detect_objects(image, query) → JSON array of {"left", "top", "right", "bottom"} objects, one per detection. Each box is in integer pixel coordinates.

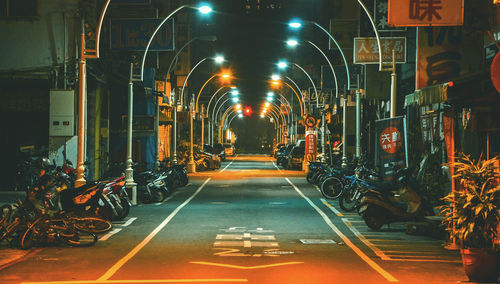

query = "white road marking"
[
  {"left": 220, "top": 155, "right": 238, "bottom": 172},
  {"left": 97, "top": 178, "right": 211, "bottom": 281},
  {"left": 341, "top": 218, "right": 391, "bottom": 260},
  {"left": 120, "top": 217, "right": 137, "bottom": 227},
  {"left": 99, "top": 228, "right": 122, "bottom": 241},
  {"left": 286, "top": 178, "right": 399, "bottom": 282}
]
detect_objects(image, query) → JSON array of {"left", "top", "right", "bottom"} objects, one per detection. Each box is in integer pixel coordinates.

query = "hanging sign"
[
  {"left": 353, "top": 37, "right": 406, "bottom": 64},
  {"left": 305, "top": 129, "right": 317, "bottom": 163},
  {"left": 374, "top": 116, "right": 408, "bottom": 180},
  {"left": 388, "top": 0, "right": 464, "bottom": 27}
]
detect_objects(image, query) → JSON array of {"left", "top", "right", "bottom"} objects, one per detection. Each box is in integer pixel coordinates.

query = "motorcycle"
[{"left": 357, "top": 168, "right": 435, "bottom": 230}]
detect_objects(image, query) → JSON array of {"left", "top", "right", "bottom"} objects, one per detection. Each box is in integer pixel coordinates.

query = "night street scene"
[{"left": 0, "top": 0, "right": 500, "bottom": 283}]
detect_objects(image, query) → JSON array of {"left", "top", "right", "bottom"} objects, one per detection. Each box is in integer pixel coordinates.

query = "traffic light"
[{"left": 243, "top": 106, "right": 253, "bottom": 117}]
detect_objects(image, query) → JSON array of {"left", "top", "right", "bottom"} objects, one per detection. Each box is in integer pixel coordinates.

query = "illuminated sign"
[
  {"left": 110, "top": 18, "right": 174, "bottom": 51},
  {"left": 388, "top": 0, "right": 464, "bottom": 27}
]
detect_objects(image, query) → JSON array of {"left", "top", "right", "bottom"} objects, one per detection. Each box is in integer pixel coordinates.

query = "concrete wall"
[{"left": 0, "top": 0, "right": 79, "bottom": 72}]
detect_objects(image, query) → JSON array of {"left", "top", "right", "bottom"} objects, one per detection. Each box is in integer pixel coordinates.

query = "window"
[{"left": 0, "top": 0, "right": 37, "bottom": 17}]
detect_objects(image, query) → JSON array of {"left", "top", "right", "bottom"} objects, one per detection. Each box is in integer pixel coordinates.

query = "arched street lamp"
[
  {"left": 276, "top": 62, "right": 318, "bottom": 113},
  {"left": 75, "top": 0, "right": 111, "bottom": 188},
  {"left": 207, "top": 88, "right": 238, "bottom": 144}
]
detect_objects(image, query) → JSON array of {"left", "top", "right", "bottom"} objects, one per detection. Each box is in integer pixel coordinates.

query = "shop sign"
[
  {"left": 110, "top": 18, "right": 174, "bottom": 51},
  {"left": 388, "top": 0, "right": 464, "bottom": 27},
  {"left": 353, "top": 37, "right": 406, "bottom": 64},
  {"left": 305, "top": 129, "right": 317, "bottom": 163},
  {"left": 374, "top": 116, "right": 408, "bottom": 180}
]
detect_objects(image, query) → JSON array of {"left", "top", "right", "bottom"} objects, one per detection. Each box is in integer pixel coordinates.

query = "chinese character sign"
[
  {"left": 375, "top": 117, "right": 408, "bottom": 180},
  {"left": 375, "top": 0, "right": 406, "bottom": 32},
  {"left": 388, "top": 0, "right": 464, "bottom": 27},
  {"left": 354, "top": 37, "right": 406, "bottom": 64},
  {"left": 304, "top": 129, "right": 317, "bottom": 163}
]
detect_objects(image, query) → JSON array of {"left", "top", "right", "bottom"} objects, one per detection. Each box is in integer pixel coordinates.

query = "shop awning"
[{"left": 404, "top": 83, "right": 448, "bottom": 108}]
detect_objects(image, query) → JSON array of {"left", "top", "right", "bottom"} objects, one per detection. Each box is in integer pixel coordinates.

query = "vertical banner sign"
[
  {"left": 374, "top": 116, "right": 408, "bottom": 180},
  {"left": 374, "top": 0, "right": 406, "bottom": 32},
  {"left": 388, "top": 0, "right": 464, "bottom": 27},
  {"left": 305, "top": 129, "right": 317, "bottom": 163}
]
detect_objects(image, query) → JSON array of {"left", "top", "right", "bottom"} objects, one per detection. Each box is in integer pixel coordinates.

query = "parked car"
[
  {"left": 204, "top": 144, "right": 225, "bottom": 161},
  {"left": 273, "top": 143, "right": 285, "bottom": 158},
  {"left": 223, "top": 143, "right": 235, "bottom": 156},
  {"left": 276, "top": 144, "right": 294, "bottom": 167},
  {"left": 284, "top": 146, "right": 305, "bottom": 170}
]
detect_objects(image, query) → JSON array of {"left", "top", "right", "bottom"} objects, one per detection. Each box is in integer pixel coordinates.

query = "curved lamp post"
[
  {"left": 277, "top": 62, "right": 318, "bottom": 113},
  {"left": 75, "top": 0, "right": 111, "bottom": 188},
  {"left": 177, "top": 56, "right": 224, "bottom": 172},
  {"left": 205, "top": 86, "right": 234, "bottom": 144},
  {"left": 207, "top": 88, "right": 237, "bottom": 144}
]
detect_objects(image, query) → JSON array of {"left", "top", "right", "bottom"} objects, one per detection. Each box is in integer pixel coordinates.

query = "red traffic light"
[{"left": 243, "top": 106, "right": 253, "bottom": 117}]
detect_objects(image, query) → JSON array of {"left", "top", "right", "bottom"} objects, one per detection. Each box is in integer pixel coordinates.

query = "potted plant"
[{"left": 440, "top": 154, "right": 500, "bottom": 283}]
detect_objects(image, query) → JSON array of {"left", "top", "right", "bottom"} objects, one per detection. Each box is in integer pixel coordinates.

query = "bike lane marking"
[
  {"left": 285, "top": 178, "right": 399, "bottom": 282},
  {"left": 97, "top": 178, "right": 211, "bottom": 281}
]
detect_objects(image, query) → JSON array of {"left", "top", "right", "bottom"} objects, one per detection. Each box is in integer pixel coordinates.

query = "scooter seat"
[{"left": 363, "top": 179, "right": 398, "bottom": 193}]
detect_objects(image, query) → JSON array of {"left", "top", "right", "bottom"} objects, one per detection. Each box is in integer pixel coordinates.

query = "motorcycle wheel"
[
  {"left": 180, "top": 174, "right": 189, "bottom": 187},
  {"left": 151, "top": 188, "right": 165, "bottom": 202},
  {"left": 339, "top": 187, "right": 361, "bottom": 212},
  {"left": 320, "top": 177, "right": 344, "bottom": 200},
  {"left": 138, "top": 185, "right": 153, "bottom": 204},
  {"left": 118, "top": 197, "right": 130, "bottom": 219},
  {"left": 72, "top": 216, "right": 112, "bottom": 234},
  {"left": 361, "top": 205, "right": 385, "bottom": 230}
]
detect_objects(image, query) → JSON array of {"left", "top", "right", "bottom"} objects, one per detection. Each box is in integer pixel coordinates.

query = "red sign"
[
  {"left": 491, "top": 52, "right": 500, "bottom": 93},
  {"left": 388, "top": 0, "right": 464, "bottom": 27},
  {"left": 379, "top": 126, "right": 403, "bottom": 154},
  {"left": 304, "top": 129, "right": 317, "bottom": 163}
]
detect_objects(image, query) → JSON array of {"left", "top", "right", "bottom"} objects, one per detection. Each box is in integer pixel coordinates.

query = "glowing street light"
[
  {"left": 277, "top": 61, "right": 288, "bottom": 69},
  {"left": 198, "top": 5, "right": 213, "bottom": 14},
  {"left": 267, "top": 92, "right": 274, "bottom": 97},
  {"left": 232, "top": 97, "right": 239, "bottom": 103},
  {"left": 289, "top": 19, "right": 302, "bottom": 29},
  {"left": 231, "top": 90, "right": 239, "bottom": 96},
  {"left": 286, "top": 39, "right": 298, "bottom": 47},
  {"left": 266, "top": 96, "right": 273, "bottom": 102},
  {"left": 271, "top": 74, "right": 281, "bottom": 81},
  {"left": 214, "top": 55, "right": 225, "bottom": 64}
]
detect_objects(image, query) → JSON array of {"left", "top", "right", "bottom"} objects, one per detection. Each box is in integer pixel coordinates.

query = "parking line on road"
[
  {"left": 120, "top": 217, "right": 137, "bottom": 227},
  {"left": 286, "top": 178, "right": 398, "bottom": 282},
  {"left": 99, "top": 228, "right": 122, "bottom": 241},
  {"left": 320, "top": 198, "right": 344, "bottom": 217},
  {"left": 220, "top": 155, "right": 238, "bottom": 172},
  {"left": 341, "top": 218, "right": 391, "bottom": 260},
  {"left": 97, "top": 178, "right": 212, "bottom": 282}
]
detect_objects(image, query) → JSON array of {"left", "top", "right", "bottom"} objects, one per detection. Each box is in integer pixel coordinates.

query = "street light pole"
[
  {"left": 75, "top": 0, "right": 111, "bottom": 187},
  {"left": 125, "top": 63, "right": 137, "bottom": 205}
]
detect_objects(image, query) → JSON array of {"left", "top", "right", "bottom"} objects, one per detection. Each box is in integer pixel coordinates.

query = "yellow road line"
[
  {"left": 190, "top": 261, "right": 304, "bottom": 270},
  {"left": 23, "top": 279, "right": 248, "bottom": 284},
  {"left": 97, "top": 178, "right": 211, "bottom": 281},
  {"left": 286, "top": 178, "right": 398, "bottom": 282}
]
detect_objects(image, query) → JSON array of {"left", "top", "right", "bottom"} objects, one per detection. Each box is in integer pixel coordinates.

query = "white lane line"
[
  {"left": 320, "top": 198, "right": 344, "bottom": 217},
  {"left": 120, "top": 217, "right": 137, "bottom": 227},
  {"left": 220, "top": 155, "right": 237, "bottom": 172},
  {"left": 286, "top": 178, "right": 398, "bottom": 283},
  {"left": 313, "top": 185, "right": 322, "bottom": 193},
  {"left": 341, "top": 218, "right": 391, "bottom": 260},
  {"left": 99, "top": 228, "right": 122, "bottom": 241},
  {"left": 97, "top": 178, "right": 211, "bottom": 281},
  {"left": 270, "top": 158, "right": 283, "bottom": 173}
]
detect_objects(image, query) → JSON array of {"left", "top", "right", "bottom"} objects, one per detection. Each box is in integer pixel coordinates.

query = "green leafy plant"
[{"left": 440, "top": 154, "right": 500, "bottom": 252}]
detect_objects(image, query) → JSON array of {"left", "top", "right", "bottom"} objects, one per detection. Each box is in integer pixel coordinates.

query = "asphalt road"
[{"left": 0, "top": 154, "right": 465, "bottom": 284}]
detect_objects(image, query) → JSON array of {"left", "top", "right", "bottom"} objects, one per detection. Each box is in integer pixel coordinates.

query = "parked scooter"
[{"left": 357, "top": 168, "right": 435, "bottom": 230}]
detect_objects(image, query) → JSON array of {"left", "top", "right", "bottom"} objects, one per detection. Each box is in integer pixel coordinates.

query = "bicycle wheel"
[
  {"left": 58, "top": 230, "right": 97, "bottom": 247},
  {"left": 320, "top": 177, "right": 344, "bottom": 200},
  {"left": 20, "top": 216, "right": 47, "bottom": 250},
  {"left": 72, "top": 217, "right": 112, "bottom": 234},
  {"left": 339, "top": 187, "right": 361, "bottom": 212}
]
